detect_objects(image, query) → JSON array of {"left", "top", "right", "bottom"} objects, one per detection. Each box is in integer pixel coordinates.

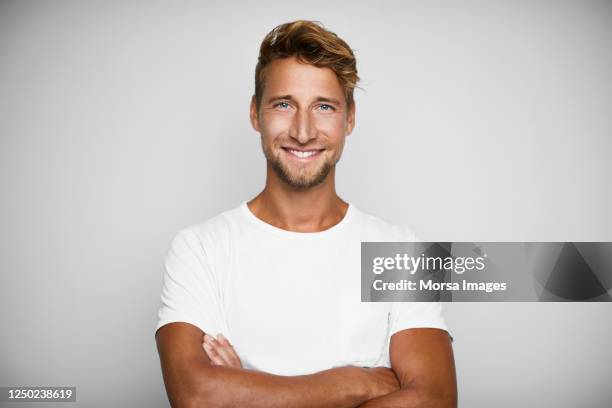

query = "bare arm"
[
  {"left": 357, "top": 328, "right": 457, "bottom": 408},
  {"left": 155, "top": 322, "right": 400, "bottom": 408}
]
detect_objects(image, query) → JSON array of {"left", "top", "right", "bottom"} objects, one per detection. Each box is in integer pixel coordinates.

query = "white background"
[{"left": 1, "top": 1, "right": 611, "bottom": 406}]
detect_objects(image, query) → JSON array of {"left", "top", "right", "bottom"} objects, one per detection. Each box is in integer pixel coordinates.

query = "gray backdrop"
[{"left": 1, "top": 1, "right": 611, "bottom": 407}]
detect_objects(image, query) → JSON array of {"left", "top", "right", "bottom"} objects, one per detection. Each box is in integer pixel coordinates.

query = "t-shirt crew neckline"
[{"left": 239, "top": 200, "right": 356, "bottom": 239}]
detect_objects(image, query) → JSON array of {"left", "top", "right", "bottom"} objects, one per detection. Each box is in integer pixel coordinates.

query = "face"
[{"left": 250, "top": 57, "right": 355, "bottom": 189}]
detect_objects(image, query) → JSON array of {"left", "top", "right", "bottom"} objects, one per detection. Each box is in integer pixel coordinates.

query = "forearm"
[
  {"left": 190, "top": 363, "right": 373, "bottom": 408},
  {"left": 357, "top": 386, "right": 456, "bottom": 408}
]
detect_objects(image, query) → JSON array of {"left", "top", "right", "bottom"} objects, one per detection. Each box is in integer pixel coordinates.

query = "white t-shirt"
[{"left": 155, "top": 201, "right": 451, "bottom": 376}]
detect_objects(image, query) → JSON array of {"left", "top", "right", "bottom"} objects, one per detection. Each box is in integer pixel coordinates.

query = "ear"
[
  {"left": 250, "top": 95, "right": 261, "bottom": 132},
  {"left": 345, "top": 101, "right": 356, "bottom": 136}
]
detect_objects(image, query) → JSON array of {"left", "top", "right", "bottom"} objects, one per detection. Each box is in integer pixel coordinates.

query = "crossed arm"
[{"left": 155, "top": 322, "right": 456, "bottom": 408}]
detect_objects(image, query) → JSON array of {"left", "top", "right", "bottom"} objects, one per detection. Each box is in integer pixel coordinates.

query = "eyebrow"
[{"left": 266, "top": 94, "right": 342, "bottom": 105}]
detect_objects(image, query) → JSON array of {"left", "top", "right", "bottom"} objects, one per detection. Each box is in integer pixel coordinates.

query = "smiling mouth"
[{"left": 282, "top": 147, "right": 325, "bottom": 159}]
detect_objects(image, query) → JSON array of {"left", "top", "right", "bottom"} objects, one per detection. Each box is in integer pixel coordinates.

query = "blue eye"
[
  {"left": 275, "top": 102, "right": 290, "bottom": 109},
  {"left": 319, "top": 104, "right": 335, "bottom": 111}
]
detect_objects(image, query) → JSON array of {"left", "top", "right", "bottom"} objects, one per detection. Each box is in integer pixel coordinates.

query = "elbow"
[
  {"left": 174, "top": 395, "right": 210, "bottom": 408},
  {"left": 171, "top": 388, "right": 216, "bottom": 408},
  {"left": 169, "top": 371, "right": 222, "bottom": 408},
  {"left": 401, "top": 384, "right": 457, "bottom": 408},
  {"left": 428, "top": 387, "right": 457, "bottom": 408},
  {"left": 438, "top": 392, "right": 457, "bottom": 408},
  {"left": 170, "top": 396, "right": 198, "bottom": 408},
  {"left": 415, "top": 390, "right": 457, "bottom": 408},
  {"left": 422, "top": 386, "right": 457, "bottom": 408},
  {"left": 167, "top": 390, "right": 203, "bottom": 408},
  {"left": 401, "top": 375, "right": 456, "bottom": 408}
]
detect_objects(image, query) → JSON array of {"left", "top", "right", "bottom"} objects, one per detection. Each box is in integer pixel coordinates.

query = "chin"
[{"left": 278, "top": 162, "right": 333, "bottom": 189}]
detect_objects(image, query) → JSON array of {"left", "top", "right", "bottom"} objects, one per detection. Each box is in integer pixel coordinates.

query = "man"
[{"left": 155, "top": 20, "right": 457, "bottom": 407}]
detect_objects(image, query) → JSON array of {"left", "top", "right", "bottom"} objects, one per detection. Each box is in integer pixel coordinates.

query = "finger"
[
  {"left": 216, "top": 335, "right": 242, "bottom": 368},
  {"left": 223, "top": 344, "right": 242, "bottom": 368},
  {"left": 204, "top": 333, "right": 236, "bottom": 365},
  {"left": 208, "top": 335, "right": 240, "bottom": 367},
  {"left": 202, "top": 341, "right": 226, "bottom": 365},
  {"left": 203, "top": 334, "right": 231, "bottom": 365},
  {"left": 205, "top": 334, "right": 238, "bottom": 367},
  {"left": 217, "top": 333, "right": 232, "bottom": 346}
]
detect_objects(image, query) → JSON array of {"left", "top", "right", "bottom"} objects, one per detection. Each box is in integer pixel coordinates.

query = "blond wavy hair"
[{"left": 254, "top": 20, "right": 360, "bottom": 110}]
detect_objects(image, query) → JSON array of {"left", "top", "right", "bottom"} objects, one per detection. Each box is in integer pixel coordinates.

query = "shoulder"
[
  {"left": 170, "top": 204, "right": 243, "bottom": 256},
  {"left": 352, "top": 206, "right": 420, "bottom": 242}
]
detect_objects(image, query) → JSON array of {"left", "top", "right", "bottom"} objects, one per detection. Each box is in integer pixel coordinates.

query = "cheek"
[
  {"left": 315, "top": 115, "right": 347, "bottom": 141},
  {"left": 261, "top": 113, "right": 292, "bottom": 137}
]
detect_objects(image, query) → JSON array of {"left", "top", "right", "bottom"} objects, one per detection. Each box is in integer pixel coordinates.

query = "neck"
[{"left": 247, "top": 165, "right": 349, "bottom": 233}]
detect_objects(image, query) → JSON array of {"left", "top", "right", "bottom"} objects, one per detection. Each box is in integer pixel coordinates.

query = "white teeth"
[{"left": 288, "top": 149, "right": 318, "bottom": 158}]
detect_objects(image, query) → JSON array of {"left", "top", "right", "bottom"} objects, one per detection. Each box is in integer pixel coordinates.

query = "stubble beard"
[{"left": 264, "top": 145, "right": 336, "bottom": 189}]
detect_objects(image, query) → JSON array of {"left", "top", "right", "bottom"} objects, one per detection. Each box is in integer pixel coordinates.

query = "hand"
[
  {"left": 202, "top": 333, "right": 243, "bottom": 368},
  {"left": 361, "top": 366, "right": 401, "bottom": 400}
]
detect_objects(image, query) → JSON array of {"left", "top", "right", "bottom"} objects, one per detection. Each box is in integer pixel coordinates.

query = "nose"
[{"left": 289, "top": 108, "right": 316, "bottom": 144}]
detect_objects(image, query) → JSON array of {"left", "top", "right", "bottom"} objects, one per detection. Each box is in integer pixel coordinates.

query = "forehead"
[{"left": 262, "top": 57, "right": 344, "bottom": 99}]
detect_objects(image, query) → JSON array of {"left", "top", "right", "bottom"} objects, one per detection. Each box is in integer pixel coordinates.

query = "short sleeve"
[
  {"left": 154, "top": 230, "right": 226, "bottom": 337},
  {"left": 388, "top": 228, "right": 453, "bottom": 342},
  {"left": 389, "top": 301, "right": 453, "bottom": 343}
]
